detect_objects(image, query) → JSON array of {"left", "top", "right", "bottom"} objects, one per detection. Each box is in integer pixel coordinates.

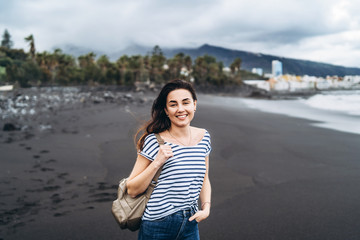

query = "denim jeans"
[{"left": 138, "top": 208, "right": 200, "bottom": 240}]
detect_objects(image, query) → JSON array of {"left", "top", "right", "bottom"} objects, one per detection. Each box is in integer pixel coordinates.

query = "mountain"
[
  {"left": 162, "top": 44, "right": 360, "bottom": 77},
  {"left": 53, "top": 44, "right": 106, "bottom": 58},
  {"left": 109, "top": 44, "right": 150, "bottom": 58},
  {"left": 55, "top": 44, "right": 151, "bottom": 61},
  {"left": 56, "top": 43, "right": 360, "bottom": 77}
]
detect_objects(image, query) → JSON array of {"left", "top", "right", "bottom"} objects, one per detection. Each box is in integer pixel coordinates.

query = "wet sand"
[{"left": 1, "top": 93, "right": 360, "bottom": 240}]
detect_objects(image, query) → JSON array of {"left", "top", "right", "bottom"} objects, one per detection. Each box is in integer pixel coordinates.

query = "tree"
[
  {"left": 229, "top": 57, "right": 242, "bottom": 84},
  {"left": 184, "top": 55, "right": 192, "bottom": 72},
  {"left": 128, "top": 55, "right": 144, "bottom": 83},
  {"left": 24, "top": 34, "right": 36, "bottom": 59},
  {"left": 166, "top": 53, "right": 190, "bottom": 80},
  {"left": 97, "top": 55, "right": 119, "bottom": 84},
  {"left": 152, "top": 45, "right": 163, "bottom": 56},
  {"left": 193, "top": 54, "right": 229, "bottom": 85},
  {"left": 150, "top": 45, "right": 166, "bottom": 83},
  {"left": 36, "top": 51, "right": 53, "bottom": 84},
  {"left": 78, "top": 52, "right": 100, "bottom": 84},
  {"left": 230, "top": 57, "right": 242, "bottom": 74},
  {"left": 0, "top": 47, "right": 27, "bottom": 61},
  {"left": 1, "top": 29, "right": 13, "bottom": 49}
]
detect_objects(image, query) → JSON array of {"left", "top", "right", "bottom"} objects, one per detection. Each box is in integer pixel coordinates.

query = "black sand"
[{"left": 1, "top": 94, "right": 360, "bottom": 240}]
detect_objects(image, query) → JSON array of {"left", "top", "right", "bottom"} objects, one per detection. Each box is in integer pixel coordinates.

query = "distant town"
[{"left": 239, "top": 60, "right": 360, "bottom": 92}]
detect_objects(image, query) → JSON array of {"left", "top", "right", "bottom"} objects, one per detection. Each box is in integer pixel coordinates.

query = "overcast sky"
[{"left": 1, "top": 0, "right": 359, "bottom": 67}]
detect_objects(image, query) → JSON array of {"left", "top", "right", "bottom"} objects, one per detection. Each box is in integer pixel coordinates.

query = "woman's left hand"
[{"left": 188, "top": 209, "right": 210, "bottom": 223}]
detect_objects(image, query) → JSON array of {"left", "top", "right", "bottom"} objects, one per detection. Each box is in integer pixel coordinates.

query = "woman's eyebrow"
[{"left": 168, "top": 98, "right": 191, "bottom": 103}]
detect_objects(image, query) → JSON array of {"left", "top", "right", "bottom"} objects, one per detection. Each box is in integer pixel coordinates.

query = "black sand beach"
[{"left": 1, "top": 91, "right": 360, "bottom": 240}]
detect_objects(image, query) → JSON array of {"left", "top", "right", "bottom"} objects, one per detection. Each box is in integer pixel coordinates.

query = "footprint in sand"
[
  {"left": 45, "top": 159, "right": 57, "bottom": 164},
  {"left": 4, "top": 137, "right": 13, "bottom": 143},
  {"left": 53, "top": 211, "right": 71, "bottom": 217},
  {"left": 31, "top": 179, "right": 43, "bottom": 183},
  {"left": 87, "top": 192, "right": 114, "bottom": 203},
  {"left": 57, "top": 173, "right": 69, "bottom": 179},
  {"left": 40, "top": 167, "right": 54, "bottom": 172},
  {"left": 46, "top": 179, "right": 55, "bottom": 184},
  {"left": 26, "top": 185, "right": 61, "bottom": 192},
  {"left": 93, "top": 182, "right": 118, "bottom": 191},
  {"left": 39, "top": 150, "right": 49, "bottom": 154},
  {"left": 42, "top": 186, "right": 61, "bottom": 192},
  {"left": 23, "top": 132, "right": 35, "bottom": 140},
  {"left": 32, "top": 163, "right": 41, "bottom": 169},
  {"left": 11, "top": 222, "right": 26, "bottom": 229},
  {"left": 78, "top": 206, "right": 95, "bottom": 212},
  {"left": 50, "top": 193, "right": 65, "bottom": 204}
]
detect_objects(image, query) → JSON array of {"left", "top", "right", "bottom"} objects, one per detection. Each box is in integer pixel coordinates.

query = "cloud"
[{"left": 1, "top": 0, "right": 360, "bottom": 67}]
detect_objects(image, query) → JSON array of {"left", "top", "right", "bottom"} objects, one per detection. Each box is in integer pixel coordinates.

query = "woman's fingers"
[
  {"left": 188, "top": 213, "right": 196, "bottom": 222},
  {"left": 189, "top": 212, "right": 201, "bottom": 222},
  {"left": 189, "top": 211, "right": 209, "bottom": 223},
  {"left": 160, "top": 145, "right": 173, "bottom": 158},
  {"left": 154, "top": 145, "right": 173, "bottom": 167}
]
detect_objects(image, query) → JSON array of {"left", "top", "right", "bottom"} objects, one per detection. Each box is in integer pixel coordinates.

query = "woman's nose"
[{"left": 178, "top": 104, "right": 185, "bottom": 111}]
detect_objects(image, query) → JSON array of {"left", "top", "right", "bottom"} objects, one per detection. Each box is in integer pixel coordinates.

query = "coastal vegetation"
[{"left": 0, "top": 30, "right": 261, "bottom": 88}]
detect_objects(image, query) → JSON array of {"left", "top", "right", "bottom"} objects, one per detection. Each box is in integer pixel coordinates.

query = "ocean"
[
  {"left": 241, "top": 90, "right": 360, "bottom": 136},
  {"left": 303, "top": 90, "right": 360, "bottom": 116}
]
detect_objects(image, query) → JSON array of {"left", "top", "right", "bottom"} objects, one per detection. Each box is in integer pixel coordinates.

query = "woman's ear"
[
  {"left": 164, "top": 108, "right": 168, "bottom": 116},
  {"left": 194, "top": 100, "right": 197, "bottom": 112}
]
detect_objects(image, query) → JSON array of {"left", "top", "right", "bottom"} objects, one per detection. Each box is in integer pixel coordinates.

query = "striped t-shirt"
[{"left": 140, "top": 130, "right": 211, "bottom": 221}]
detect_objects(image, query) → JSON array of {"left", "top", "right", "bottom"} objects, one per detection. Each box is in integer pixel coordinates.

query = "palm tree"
[
  {"left": 230, "top": 58, "right": 242, "bottom": 74},
  {"left": 24, "top": 34, "right": 36, "bottom": 59}
]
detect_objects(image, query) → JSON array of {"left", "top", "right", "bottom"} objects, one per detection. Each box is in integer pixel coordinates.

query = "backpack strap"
[
  {"left": 155, "top": 133, "right": 165, "bottom": 145},
  {"left": 153, "top": 133, "right": 165, "bottom": 182}
]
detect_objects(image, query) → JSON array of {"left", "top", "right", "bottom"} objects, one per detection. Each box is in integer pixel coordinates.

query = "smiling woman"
[
  {"left": 165, "top": 89, "right": 197, "bottom": 129},
  {"left": 126, "top": 79, "right": 212, "bottom": 240}
]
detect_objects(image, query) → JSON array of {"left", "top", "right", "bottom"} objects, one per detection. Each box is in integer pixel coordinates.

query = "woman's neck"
[
  {"left": 168, "top": 125, "right": 192, "bottom": 146},
  {"left": 168, "top": 125, "right": 191, "bottom": 137}
]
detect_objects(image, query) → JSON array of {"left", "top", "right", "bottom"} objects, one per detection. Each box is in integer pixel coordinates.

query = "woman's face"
[{"left": 164, "top": 89, "right": 197, "bottom": 128}]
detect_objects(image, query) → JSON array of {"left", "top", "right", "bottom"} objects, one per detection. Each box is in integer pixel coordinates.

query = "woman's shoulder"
[
  {"left": 191, "top": 127, "right": 209, "bottom": 135},
  {"left": 191, "top": 127, "right": 210, "bottom": 143},
  {"left": 143, "top": 133, "right": 157, "bottom": 143}
]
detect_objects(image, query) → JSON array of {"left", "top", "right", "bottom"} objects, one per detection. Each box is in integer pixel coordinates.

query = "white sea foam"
[
  {"left": 241, "top": 91, "right": 360, "bottom": 135},
  {"left": 303, "top": 90, "right": 360, "bottom": 116}
]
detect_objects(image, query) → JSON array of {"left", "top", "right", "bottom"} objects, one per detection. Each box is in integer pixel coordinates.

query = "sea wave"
[
  {"left": 303, "top": 90, "right": 360, "bottom": 116},
  {"left": 241, "top": 91, "right": 360, "bottom": 135}
]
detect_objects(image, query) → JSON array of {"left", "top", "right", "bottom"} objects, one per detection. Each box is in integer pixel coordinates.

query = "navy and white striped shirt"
[{"left": 140, "top": 130, "right": 211, "bottom": 221}]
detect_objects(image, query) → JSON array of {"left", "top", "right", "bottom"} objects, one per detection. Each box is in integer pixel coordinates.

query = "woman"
[{"left": 127, "top": 79, "right": 212, "bottom": 240}]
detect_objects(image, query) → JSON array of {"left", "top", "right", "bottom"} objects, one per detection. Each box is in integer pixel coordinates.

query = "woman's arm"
[
  {"left": 189, "top": 155, "right": 212, "bottom": 222},
  {"left": 126, "top": 144, "right": 173, "bottom": 198}
]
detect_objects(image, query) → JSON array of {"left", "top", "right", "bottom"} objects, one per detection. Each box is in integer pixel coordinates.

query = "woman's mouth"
[{"left": 176, "top": 114, "right": 187, "bottom": 120}]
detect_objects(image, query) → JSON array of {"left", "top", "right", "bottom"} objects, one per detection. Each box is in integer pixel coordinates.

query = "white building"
[
  {"left": 272, "top": 60, "right": 283, "bottom": 77},
  {"left": 251, "top": 68, "right": 263, "bottom": 76}
]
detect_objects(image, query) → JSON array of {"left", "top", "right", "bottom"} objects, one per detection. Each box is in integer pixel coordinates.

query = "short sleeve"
[
  {"left": 139, "top": 133, "right": 160, "bottom": 161},
  {"left": 204, "top": 131, "right": 212, "bottom": 156}
]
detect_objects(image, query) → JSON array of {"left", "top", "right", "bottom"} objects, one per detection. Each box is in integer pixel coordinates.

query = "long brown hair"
[{"left": 135, "top": 79, "right": 197, "bottom": 151}]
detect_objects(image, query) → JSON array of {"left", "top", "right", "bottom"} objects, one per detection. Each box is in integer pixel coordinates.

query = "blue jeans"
[{"left": 138, "top": 208, "right": 200, "bottom": 240}]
